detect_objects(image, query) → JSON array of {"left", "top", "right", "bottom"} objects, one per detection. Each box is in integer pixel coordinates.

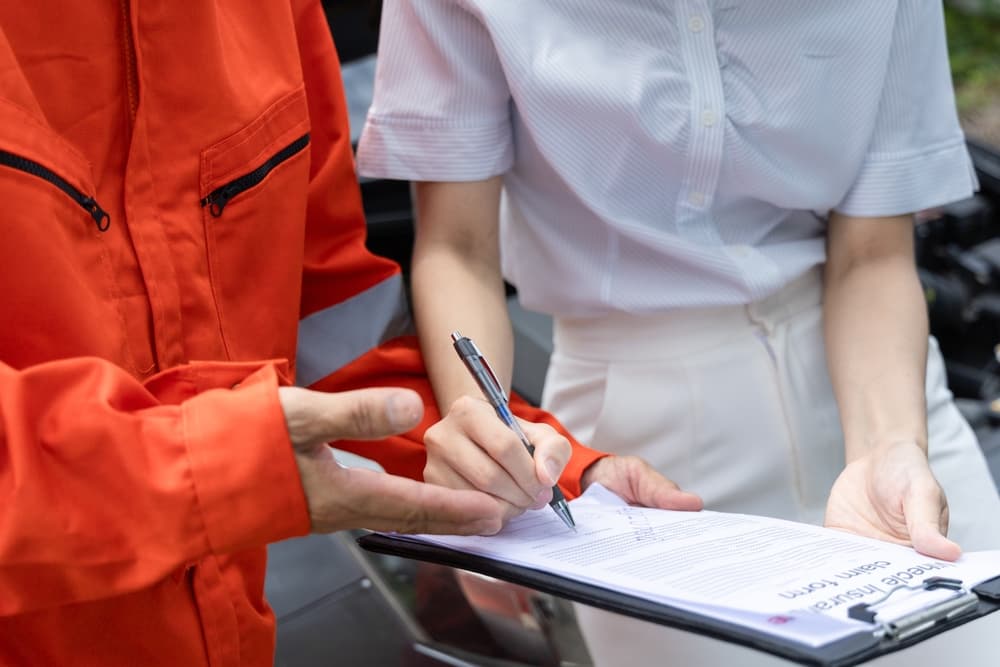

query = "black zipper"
[
  {"left": 0, "top": 149, "right": 110, "bottom": 231},
  {"left": 201, "top": 133, "right": 310, "bottom": 217}
]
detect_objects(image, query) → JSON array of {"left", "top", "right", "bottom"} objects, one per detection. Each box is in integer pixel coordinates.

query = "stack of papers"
[{"left": 384, "top": 484, "right": 1000, "bottom": 650}]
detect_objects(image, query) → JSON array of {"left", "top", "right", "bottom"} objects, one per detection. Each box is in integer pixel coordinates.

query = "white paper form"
[{"left": 391, "top": 485, "right": 1000, "bottom": 648}]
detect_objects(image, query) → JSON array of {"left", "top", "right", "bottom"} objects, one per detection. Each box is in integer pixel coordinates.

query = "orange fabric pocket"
[
  {"left": 199, "top": 86, "right": 311, "bottom": 363},
  {"left": 0, "top": 99, "right": 133, "bottom": 368}
]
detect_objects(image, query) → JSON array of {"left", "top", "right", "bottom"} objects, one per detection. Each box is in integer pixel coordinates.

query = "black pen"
[{"left": 451, "top": 331, "right": 576, "bottom": 531}]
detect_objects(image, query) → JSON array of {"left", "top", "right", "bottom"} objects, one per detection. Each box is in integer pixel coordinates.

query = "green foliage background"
[{"left": 946, "top": 4, "right": 1000, "bottom": 139}]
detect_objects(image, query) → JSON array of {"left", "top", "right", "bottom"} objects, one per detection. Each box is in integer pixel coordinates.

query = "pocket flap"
[
  {"left": 0, "top": 98, "right": 96, "bottom": 196},
  {"left": 200, "top": 85, "right": 310, "bottom": 196}
]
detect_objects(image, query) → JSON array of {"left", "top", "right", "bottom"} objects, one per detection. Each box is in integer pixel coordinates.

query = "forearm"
[
  {"left": 0, "top": 358, "right": 307, "bottom": 615},
  {"left": 411, "top": 179, "right": 512, "bottom": 412},
  {"left": 823, "top": 212, "right": 928, "bottom": 462},
  {"left": 411, "top": 243, "right": 512, "bottom": 408}
]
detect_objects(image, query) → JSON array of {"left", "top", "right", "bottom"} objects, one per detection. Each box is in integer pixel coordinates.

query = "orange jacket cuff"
[
  {"left": 182, "top": 365, "right": 311, "bottom": 554},
  {"left": 506, "top": 393, "right": 609, "bottom": 499},
  {"left": 558, "top": 443, "right": 608, "bottom": 499}
]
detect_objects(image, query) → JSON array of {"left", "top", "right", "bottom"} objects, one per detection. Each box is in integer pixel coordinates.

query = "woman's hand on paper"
[
  {"left": 824, "top": 439, "right": 960, "bottom": 561},
  {"left": 423, "top": 395, "right": 572, "bottom": 521},
  {"left": 581, "top": 456, "right": 703, "bottom": 511},
  {"left": 423, "top": 394, "right": 701, "bottom": 524}
]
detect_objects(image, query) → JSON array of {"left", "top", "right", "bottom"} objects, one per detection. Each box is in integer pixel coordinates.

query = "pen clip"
[
  {"left": 451, "top": 331, "right": 508, "bottom": 403},
  {"left": 475, "top": 349, "right": 507, "bottom": 402}
]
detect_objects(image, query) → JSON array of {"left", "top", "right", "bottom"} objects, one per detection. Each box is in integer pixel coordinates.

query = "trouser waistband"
[{"left": 553, "top": 268, "right": 822, "bottom": 362}]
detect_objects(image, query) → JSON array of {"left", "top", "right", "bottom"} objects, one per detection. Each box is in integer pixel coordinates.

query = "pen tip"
[
  {"left": 554, "top": 504, "right": 576, "bottom": 531},
  {"left": 450, "top": 331, "right": 462, "bottom": 342}
]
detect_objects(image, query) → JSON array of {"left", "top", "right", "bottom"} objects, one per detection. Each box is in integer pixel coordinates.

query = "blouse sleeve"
[
  {"left": 835, "top": 1, "right": 977, "bottom": 217},
  {"left": 356, "top": 0, "right": 513, "bottom": 182}
]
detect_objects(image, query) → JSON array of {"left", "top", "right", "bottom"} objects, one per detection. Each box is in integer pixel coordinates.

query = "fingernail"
[
  {"left": 476, "top": 518, "right": 502, "bottom": 536},
  {"left": 544, "top": 459, "right": 561, "bottom": 485},
  {"left": 386, "top": 393, "right": 421, "bottom": 431}
]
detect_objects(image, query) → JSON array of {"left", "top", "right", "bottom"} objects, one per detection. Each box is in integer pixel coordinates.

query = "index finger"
[
  {"left": 519, "top": 420, "right": 572, "bottom": 487},
  {"left": 449, "top": 397, "right": 543, "bottom": 498},
  {"left": 333, "top": 466, "right": 506, "bottom": 536}
]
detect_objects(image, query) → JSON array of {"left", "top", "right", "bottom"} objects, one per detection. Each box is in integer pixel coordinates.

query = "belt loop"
[
  {"left": 747, "top": 267, "right": 822, "bottom": 333},
  {"left": 745, "top": 300, "right": 774, "bottom": 336}
]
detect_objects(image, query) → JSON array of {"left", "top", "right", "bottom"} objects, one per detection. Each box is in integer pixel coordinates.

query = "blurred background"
[{"left": 946, "top": 0, "right": 1000, "bottom": 147}]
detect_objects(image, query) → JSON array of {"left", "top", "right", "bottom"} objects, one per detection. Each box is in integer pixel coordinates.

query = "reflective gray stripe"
[{"left": 295, "top": 273, "right": 413, "bottom": 387}]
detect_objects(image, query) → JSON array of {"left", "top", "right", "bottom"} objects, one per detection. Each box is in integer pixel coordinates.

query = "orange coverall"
[{"left": 0, "top": 2, "right": 604, "bottom": 665}]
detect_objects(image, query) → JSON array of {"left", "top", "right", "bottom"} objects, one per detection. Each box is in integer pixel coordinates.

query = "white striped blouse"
[{"left": 357, "top": 0, "right": 977, "bottom": 316}]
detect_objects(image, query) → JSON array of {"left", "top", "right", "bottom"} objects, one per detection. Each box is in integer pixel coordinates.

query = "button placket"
[{"left": 675, "top": 1, "right": 726, "bottom": 245}]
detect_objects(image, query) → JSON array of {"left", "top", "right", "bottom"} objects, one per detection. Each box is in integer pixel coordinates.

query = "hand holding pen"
[{"left": 451, "top": 331, "right": 577, "bottom": 531}]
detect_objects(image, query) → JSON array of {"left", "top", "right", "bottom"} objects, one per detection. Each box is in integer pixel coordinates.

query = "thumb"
[
  {"left": 280, "top": 386, "right": 424, "bottom": 448},
  {"left": 904, "top": 489, "right": 961, "bottom": 561}
]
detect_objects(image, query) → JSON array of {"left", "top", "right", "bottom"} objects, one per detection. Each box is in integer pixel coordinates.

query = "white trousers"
[{"left": 542, "top": 269, "right": 1000, "bottom": 666}]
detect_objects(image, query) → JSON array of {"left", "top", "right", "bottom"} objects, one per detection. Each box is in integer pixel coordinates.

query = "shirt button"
[
  {"left": 701, "top": 110, "right": 716, "bottom": 127},
  {"left": 688, "top": 15, "right": 705, "bottom": 32},
  {"left": 731, "top": 245, "right": 751, "bottom": 259},
  {"left": 688, "top": 191, "right": 705, "bottom": 207}
]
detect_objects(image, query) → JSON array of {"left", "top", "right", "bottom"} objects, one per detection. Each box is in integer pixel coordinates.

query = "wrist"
[
  {"left": 278, "top": 386, "right": 316, "bottom": 449},
  {"left": 580, "top": 459, "right": 601, "bottom": 490},
  {"left": 579, "top": 455, "right": 614, "bottom": 491},
  {"left": 846, "top": 437, "right": 927, "bottom": 465}
]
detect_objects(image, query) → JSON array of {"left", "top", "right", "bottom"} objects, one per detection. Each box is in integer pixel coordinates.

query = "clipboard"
[{"left": 358, "top": 533, "right": 1000, "bottom": 667}]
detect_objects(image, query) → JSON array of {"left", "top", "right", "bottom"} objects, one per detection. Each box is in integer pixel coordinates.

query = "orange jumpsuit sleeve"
[
  {"left": 293, "top": 0, "right": 400, "bottom": 318},
  {"left": 0, "top": 358, "right": 309, "bottom": 616}
]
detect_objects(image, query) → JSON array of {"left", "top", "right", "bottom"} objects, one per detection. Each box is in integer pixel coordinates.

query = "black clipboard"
[{"left": 358, "top": 533, "right": 1000, "bottom": 666}]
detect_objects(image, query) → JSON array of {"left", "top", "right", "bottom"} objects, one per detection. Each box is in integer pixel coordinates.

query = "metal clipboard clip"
[{"left": 847, "top": 576, "right": 979, "bottom": 641}]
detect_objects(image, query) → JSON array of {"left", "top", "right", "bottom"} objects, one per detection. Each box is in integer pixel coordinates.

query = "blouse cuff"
[
  {"left": 357, "top": 114, "right": 514, "bottom": 182},
  {"left": 835, "top": 138, "right": 979, "bottom": 217}
]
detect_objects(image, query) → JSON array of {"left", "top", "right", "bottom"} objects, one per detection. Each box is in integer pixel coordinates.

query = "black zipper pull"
[
  {"left": 0, "top": 149, "right": 111, "bottom": 232},
  {"left": 81, "top": 196, "right": 111, "bottom": 231},
  {"left": 201, "top": 184, "right": 241, "bottom": 218},
  {"left": 200, "top": 133, "right": 310, "bottom": 218}
]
